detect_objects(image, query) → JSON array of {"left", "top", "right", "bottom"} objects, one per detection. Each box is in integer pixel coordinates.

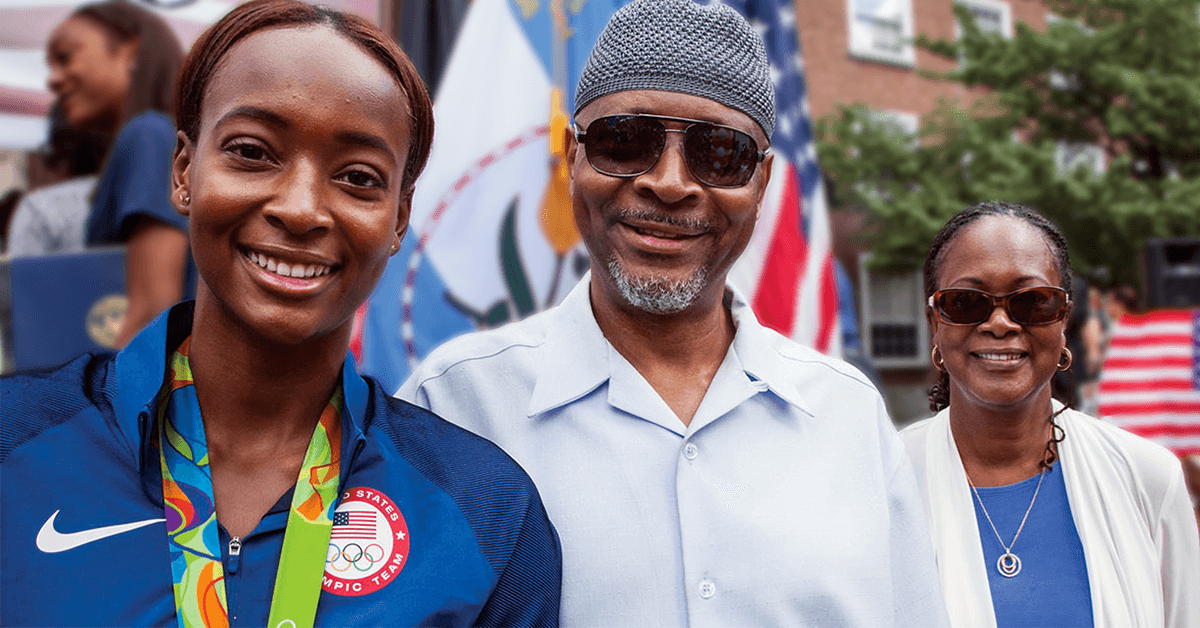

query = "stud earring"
[{"left": 180, "top": 192, "right": 190, "bottom": 206}]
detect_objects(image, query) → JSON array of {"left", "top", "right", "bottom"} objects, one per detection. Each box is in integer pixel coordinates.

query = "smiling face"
[
  {"left": 930, "top": 215, "right": 1069, "bottom": 412},
  {"left": 173, "top": 25, "right": 411, "bottom": 346},
  {"left": 46, "top": 15, "right": 136, "bottom": 133},
  {"left": 567, "top": 90, "right": 771, "bottom": 316}
]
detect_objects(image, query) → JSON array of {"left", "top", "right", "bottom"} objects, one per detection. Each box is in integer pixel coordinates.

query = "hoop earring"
[
  {"left": 932, "top": 345, "right": 945, "bottom": 371},
  {"left": 1057, "top": 348, "right": 1073, "bottom": 371}
]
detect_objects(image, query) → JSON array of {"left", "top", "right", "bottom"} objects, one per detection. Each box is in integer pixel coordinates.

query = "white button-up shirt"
[{"left": 398, "top": 278, "right": 947, "bottom": 628}]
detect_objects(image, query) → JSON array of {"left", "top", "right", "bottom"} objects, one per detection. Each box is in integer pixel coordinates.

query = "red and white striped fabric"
[
  {"left": 725, "top": 1, "right": 840, "bottom": 357},
  {"left": 1097, "top": 310, "right": 1200, "bottom": 457},
  {"left": 730, "top": 159, "right": 840, "bottom": 356}
]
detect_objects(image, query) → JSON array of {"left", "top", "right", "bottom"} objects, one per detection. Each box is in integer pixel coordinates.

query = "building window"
[
  {"left": 848, "top": 0, "right": 915, "bottom": 66},
  {"left": 872, "top": 110, "right": 920, "bottom": 136},
  {"left": 1047, "top": 14, "right": 1087, "bottom": 90},
  {"left": 1055, "top": 142, "right": 1106, "bottom": 176},
  {"left": 858, "top": 252, "right": 929, "bottom": 369},
  {"left": 957, "top": 0, "right": 1013, "bottom": 38}
]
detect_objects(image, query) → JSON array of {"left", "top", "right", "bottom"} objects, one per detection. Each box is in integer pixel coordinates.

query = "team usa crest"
[{"left": 323, "top": 487, "right": 410, "bottom": 596}]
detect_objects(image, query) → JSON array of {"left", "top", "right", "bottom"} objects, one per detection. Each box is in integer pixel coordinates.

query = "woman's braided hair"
[{"left": 924, "top": 201, "right": 1073, "bottom": 413}]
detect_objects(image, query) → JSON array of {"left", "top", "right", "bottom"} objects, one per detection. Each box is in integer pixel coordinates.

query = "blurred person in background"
[
  {"left": 0, "top": 190, "right": 19, "bottom": 251},
  {"left": 6, "top": 103, "right": 108, "bottom": 257},
  {"left": 902, "top": 202, "right": 1199, "bottom": 627},
  {"left": 1106, "top": 284, "right": 1140, "bottom": 326},
  {"left": 45, "top": 0, "right": 189, "bottom": 347}
]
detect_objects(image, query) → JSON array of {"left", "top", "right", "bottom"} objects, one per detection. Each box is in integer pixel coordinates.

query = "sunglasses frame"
[
  {"left": 928, "top": 286, "right": 1072, "bottom": 326},
  {"left": 573, "top": 113, "right": 769, "bottom": 188}
]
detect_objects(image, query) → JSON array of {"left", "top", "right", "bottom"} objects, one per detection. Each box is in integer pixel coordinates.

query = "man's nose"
[{"left": 635, "top": 131, "right": 704, "bottom": 205}]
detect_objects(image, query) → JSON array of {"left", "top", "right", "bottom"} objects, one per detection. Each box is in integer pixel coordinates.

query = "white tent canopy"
[{"left": 0, "top": 0, "right": 379, "bottom": 149}]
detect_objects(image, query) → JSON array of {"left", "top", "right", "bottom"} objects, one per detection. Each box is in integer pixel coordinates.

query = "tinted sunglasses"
[
  {"left": 574, "top": 114, "right": 768, "bottom": 188},
  {"left": 928, "top": 287, "right": 1071, "bottom": 326}
]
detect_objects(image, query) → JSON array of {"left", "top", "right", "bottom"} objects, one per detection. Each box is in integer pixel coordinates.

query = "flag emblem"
[{"left": 323, "top": 487, "right": 410, "bottom": 597}]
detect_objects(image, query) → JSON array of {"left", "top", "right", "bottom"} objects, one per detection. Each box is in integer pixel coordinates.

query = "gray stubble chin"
[{"left": 607, "top": 255, "right": 709, "bottom": 314}]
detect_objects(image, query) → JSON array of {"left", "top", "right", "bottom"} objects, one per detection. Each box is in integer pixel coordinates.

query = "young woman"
[
  {"left": 902, "top": 201, "right": 1199, "bottom": 627},
  {"left": 45, "top": 0, "right": 189, "bottom": 347},
  {"left": 1, "top": 2, "right": 561, "bottom": 626}
]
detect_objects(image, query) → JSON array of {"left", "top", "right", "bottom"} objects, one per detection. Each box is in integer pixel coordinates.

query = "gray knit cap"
[{"left": 574, "top": 0, "right": 775, "bottom": 139}]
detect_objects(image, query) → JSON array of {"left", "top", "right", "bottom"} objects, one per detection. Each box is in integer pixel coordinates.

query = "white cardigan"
[{"left": 901, "top": 405, "right": 1200, "bottom": 627}]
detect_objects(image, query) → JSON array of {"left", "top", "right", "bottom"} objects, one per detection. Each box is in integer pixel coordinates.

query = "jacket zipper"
[{"left": 226, "top": 536, "right": 242, "bottom": 625}]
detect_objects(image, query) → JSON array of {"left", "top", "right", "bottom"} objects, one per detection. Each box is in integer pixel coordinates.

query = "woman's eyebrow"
[
  {"left": 335, "top": 131, "right": 396, "bottom": 162},
  {"left": 215, "top": 105, "right": 288, "bottom": 130},
  {"left": 212, "top": 107, "right": 395, "bottom": 162}
]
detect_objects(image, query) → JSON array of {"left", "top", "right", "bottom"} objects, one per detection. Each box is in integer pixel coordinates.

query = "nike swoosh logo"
[{"left": 36, "top": 510, "right": 165, "bottom": 553}]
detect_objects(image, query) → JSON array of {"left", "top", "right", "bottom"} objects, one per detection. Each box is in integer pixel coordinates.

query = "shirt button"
[
  {"left": 698, "top": 579, "right": 716, "bottom": 599},
  {"left": 683, "top": 442, "right": 699, "bottom": 460}
]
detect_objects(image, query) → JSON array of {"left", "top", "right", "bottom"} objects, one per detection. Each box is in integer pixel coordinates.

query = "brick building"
[{"left": 794, "top": 0, "right": 1053, "bottom": 422}]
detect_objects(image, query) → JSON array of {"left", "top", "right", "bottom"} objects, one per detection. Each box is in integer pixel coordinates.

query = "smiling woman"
[
  {"left": 0, "top": 2, "right": 562, "bottom": 627},
  {"left": 901, "top": 201, "right": 1200, "bottom": 628}
]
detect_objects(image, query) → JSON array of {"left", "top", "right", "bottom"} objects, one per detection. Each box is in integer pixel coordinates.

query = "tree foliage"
[{"left": 817, "top": 0, "right": 1200, "bottom": 287}]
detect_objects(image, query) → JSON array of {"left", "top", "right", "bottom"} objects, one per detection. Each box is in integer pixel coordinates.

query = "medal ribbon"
[{"left": 157, "top": 338, "right": 342, "bottom": 628}]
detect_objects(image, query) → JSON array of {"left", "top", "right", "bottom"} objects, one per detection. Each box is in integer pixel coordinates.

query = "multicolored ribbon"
[{"left": 157, "top": 338, "right": 342, "bottom": 628}]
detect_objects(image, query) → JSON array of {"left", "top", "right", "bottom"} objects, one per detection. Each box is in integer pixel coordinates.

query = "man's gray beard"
[{"left": 607, "top": 255, "right": 709, "bottom": 315}]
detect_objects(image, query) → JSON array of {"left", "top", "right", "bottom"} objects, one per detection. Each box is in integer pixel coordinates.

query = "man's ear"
[
  {"left": 171, "top": 130, "right": 193, "bottom": 217},
  {"left": 756, "top": 152, "right": 774, "bottom": 208},
  {"left": 752, "top": 152, "right": 775, "bottom": 222},
  {"left": 565, "top": 124, "right": 579, "bottom": 192}
]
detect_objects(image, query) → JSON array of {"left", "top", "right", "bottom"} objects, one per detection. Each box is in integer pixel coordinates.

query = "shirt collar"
[
  {"left": 527, "top": 275, "right": 612, "bottom": 417},
  {"left": 723, "top": 284, "right": 815, "bottom": 417},
  {"left": 526, "top": 274, "right": 816, "bottom": 419}
]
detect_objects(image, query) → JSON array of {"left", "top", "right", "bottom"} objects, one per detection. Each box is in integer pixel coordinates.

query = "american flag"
[
  {"left": 715, "top": 0, "right": 841, "bottom": 355},
  {"left": 331, "top": 511, "right": 378, "bottom": 540},
  {"left": 1097, "top": 310, "right": 1200, "bottom": 457}
]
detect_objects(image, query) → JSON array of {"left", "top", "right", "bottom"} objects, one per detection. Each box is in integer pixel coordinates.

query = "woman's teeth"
[
  {"left": 977, "top": 352, "right": 1023, "bottom": 361},
  {"left": 247, "top": 251, "right": 330, "bottom": 279}
]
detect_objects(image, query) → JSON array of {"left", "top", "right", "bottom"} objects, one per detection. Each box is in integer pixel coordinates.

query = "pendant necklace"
[{"left": 967, "top": 467, "right": 1046, "bottom": 578}]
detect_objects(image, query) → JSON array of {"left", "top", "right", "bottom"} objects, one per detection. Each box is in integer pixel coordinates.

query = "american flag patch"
[{"left": 331, "top": 511, "right": 377, "bottom": 540}]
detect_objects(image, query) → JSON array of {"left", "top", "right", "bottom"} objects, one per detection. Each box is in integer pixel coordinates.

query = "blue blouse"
[
  {"left": 972, "top": 461, "right": 1094, "bottom": 627},
  {"left": 87, "top": 111, "right": 196, "bottom": 296}
]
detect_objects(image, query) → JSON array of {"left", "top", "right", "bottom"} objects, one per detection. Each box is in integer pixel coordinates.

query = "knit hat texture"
[{"left": 574, "top": 0, "right": 775, "bottom": 138}]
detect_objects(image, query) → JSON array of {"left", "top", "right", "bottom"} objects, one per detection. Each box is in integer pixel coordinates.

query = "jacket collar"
[
  {"left": 527, "top": 275, "right": 815, "bottom": 420},
  {"left": 119, "top": 302, "right": 370, "bottom": 504}
]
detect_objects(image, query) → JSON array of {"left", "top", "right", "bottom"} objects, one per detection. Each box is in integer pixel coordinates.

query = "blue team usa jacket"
[{"left": 1, "top": 302, "right": 561, "bottom": 627}]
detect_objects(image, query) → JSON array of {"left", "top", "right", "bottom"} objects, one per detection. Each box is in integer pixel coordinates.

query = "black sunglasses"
[
  {"left": 929, "top": 287, "right": 1071, "bottom": 326},
  {"left": 574, "top": 114, "right": 768, "bottom": 188}
]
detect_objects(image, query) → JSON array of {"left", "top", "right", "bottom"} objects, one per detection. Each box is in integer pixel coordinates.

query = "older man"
[{"left": 399, "top": 1, "right": 947, "bottom": 625}]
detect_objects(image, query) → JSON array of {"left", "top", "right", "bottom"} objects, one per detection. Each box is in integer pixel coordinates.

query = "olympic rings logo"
[{"left": 326, "top": 542, "right": 387, "bottom": 572}]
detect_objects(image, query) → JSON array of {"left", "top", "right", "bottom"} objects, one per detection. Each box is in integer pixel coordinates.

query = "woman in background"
[
  {"left": 1, "top": 1, "right": 561, "bottom": 625},
  {"left": 45, "top": 0, "right": 188, "bottom": 347},
  {"left": 902, "top": 201, "right": 1199, "bottom": 627},
  {"left": 6, "top": 104, "right": 108, "bottom": 257}
]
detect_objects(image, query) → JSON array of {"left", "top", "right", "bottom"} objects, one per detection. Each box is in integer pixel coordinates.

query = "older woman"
[
  {"left": 0, "top": 2, "right": 560, "bottom": 626},
  {"left": 901, "top": 201, "right": 1199, "bottom": 627}
]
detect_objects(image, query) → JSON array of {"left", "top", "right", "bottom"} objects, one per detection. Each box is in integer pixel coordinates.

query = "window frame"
[{"left": 847, "top": 0, "right": 916, "bottom": 67}]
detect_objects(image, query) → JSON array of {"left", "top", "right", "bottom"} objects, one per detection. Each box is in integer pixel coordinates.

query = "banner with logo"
[{"left": 356, "top": 0, "right": 840, "bottom": 393}]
